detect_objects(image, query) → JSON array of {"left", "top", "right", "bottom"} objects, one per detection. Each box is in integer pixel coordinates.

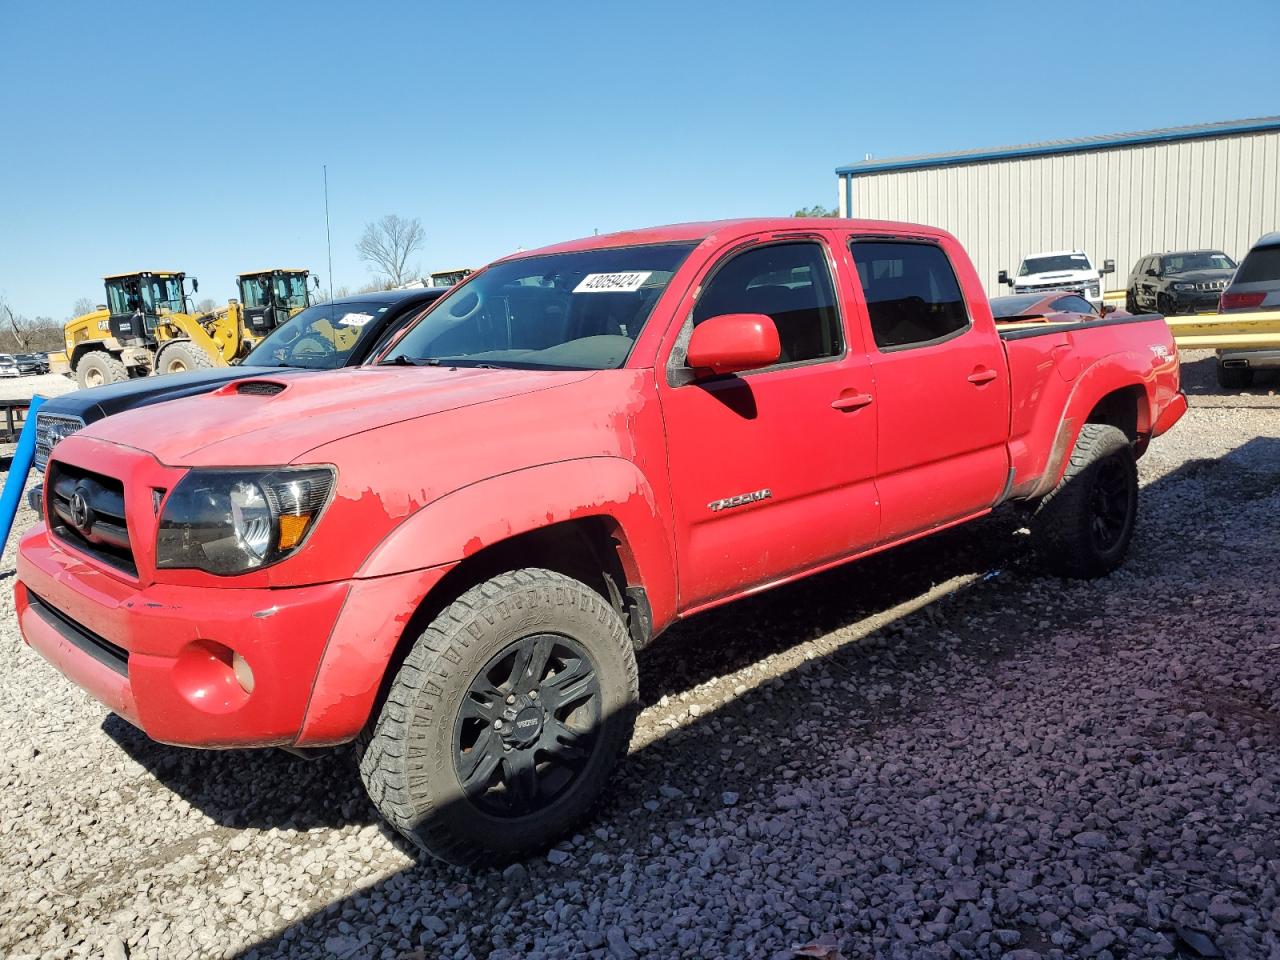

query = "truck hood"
[
  {"left": 37, "top": 364, "right": 297, "bottom": 423},
  {"left": 1014, "top": 269, "right": 1097, "bottom": 284},
  {"left": 82, "top": 366, "right": 593, "bottom": 467},
  {"left": 1165, "top": 268, "right": 1234, "bottom": 283}
]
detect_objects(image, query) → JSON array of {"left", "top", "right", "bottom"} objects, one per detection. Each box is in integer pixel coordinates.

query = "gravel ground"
[
  {"left": 1, "top": 352, "right": 1278, "bottom": 960},
  {"left": 0, "top": 372, "right": 77, "bottom": 402}
]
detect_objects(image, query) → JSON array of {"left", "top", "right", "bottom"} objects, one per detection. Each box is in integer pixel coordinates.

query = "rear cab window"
[{"left": 849, "top": 240, "right": 970, "bottom": 350}]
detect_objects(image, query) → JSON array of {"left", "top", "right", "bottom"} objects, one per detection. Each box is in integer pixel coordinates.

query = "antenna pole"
[{"left": 323, "top": 165, "right": 335, "bottom": 302}]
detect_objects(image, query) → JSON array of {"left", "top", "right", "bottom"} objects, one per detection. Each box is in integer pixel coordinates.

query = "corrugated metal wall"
[{"left": 838, "top": 130, "right": 1280, "bottom": 298}]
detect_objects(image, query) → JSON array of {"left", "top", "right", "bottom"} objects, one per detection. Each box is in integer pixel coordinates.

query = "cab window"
[
  {"left": 850, "top": 240, "right": 969, "bottom": 350},
  {"left": 689, "top": 241, "right": 842, "bottom": 365}
]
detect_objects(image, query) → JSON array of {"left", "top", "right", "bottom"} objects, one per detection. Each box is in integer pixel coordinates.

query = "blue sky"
[{"left": 2, "top": 0, "right": 1277, "bottom": 319}]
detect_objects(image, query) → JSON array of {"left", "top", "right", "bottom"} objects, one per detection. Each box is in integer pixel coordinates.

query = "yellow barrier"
[{"left": 1163, "top": 310, "right": 1280, "bottom": 350}]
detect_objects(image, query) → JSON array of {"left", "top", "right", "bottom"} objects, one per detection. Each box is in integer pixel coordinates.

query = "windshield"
[
  {"left": 384, "top": 243, "right": 696, "bottom": 370},
  {"left": 243, "top": 300, "right": 397, "bottom": 369},
  {"left": 1018, "top": 254, "right": 1092, "bottom": 276},
  {"left": 1162, "top": 252, "right": 1236, "bottom": 273},
  {"left": 990, "top": 294, "right": 1050, "bottom": 318},
  {"left": 275, "top": 273, "right": 310, "bottom": 309},
  {"left": 106, "top": 275, "right": 183, "bottom": 315}
]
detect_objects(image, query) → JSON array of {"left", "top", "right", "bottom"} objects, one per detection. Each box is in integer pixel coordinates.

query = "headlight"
[
  {"left": 1087, "top": 283, "right": 1100, "bottom": 297},
  {"left": 1174, "top": 283, "right": 1195, "bottom": 291},
  {"left": 156, "top": 466, "right": 335, "bottom": 574}
]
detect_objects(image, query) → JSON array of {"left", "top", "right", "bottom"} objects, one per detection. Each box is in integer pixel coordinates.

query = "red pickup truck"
[{"left": 16, "top": 218, "right": 1185, "bottom": 864}]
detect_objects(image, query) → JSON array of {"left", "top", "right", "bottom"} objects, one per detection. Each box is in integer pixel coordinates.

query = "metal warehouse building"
[{"left": 836, "top": 116, "right": 1280, "bottom": 297}]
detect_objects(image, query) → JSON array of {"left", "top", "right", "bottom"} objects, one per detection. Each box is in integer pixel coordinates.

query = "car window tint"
[
  {"left": 691, "top": 242, "right": 842, "bottom": 364},
  {"left": 850, "top": 241, "right": 969, "bottom": 350},
  {"left": 1236, "top": 245, "right": 1280, "bottom": 283},
  {"left": 1051, "top": 295, "right": 1094, "bottom": 314}
]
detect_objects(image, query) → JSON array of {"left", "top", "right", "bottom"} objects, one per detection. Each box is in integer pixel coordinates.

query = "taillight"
[{"left": 1220, "top": 291, "right": 1265, "bottom": 311}]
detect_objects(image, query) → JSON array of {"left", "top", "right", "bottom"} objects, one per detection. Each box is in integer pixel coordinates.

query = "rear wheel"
[
  {"left": 154, "top": 339, "right": 215, "bottom": 376},
  {"left": 356, "top": 568, "right": 639, "bottom": 865},
  {"left": 1216, "top": 361, "right": 1253, "bottom": 390},
  {"left": 1032, "top": 424, "right": 1138, "bottom": 579},
  {"left": 74, "top": 351, "right": 128, "bottom": 389}
]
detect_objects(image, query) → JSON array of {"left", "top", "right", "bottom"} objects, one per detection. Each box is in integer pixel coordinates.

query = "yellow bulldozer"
[{"left": 53, "top": 268, "right": 317, "bottom": 387}]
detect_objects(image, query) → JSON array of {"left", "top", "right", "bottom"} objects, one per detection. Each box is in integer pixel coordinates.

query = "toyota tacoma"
[{"left": 16, "top": 218, "right": 1186, "bottom": 864}]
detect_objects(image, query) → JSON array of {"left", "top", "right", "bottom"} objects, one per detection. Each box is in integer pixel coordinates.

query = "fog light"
[{"left": 232, "top": 652, "right": 255, "bottom": 694}]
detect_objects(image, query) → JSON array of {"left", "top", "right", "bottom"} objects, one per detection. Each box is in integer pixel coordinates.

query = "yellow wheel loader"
[{"left": 54, "top": 269, "right": 318, "bottom": 385}]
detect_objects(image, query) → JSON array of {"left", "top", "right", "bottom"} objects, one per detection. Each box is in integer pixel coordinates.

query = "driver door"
[{"left": 658, "top": 235, "right": 880, "bottom": 611}]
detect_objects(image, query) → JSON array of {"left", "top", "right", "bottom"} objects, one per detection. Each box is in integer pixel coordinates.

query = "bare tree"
[
  {"left": 0, "top": 300, "right": 62, "bottom": 352},
  {"left": 71, "top": 297, "right": 97, "bottom": 318},
  {"left": 356, "top": 214, "right": 425, "bottom": 287},
  {"left": 195, "top": 298, "right": 218, "bottom": 315}
]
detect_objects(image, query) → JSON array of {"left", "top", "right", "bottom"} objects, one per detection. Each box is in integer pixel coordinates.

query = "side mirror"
[
  {"left": 1147, "top": 267, "right": 1159, "bottom": 277},
  {"left": 686, "top": 313, "right": 780, "bottom": 377},
  {"left": 191, "top": 277, "right": 199, "bottom": 293},
  {"left": 1101, "top": 259, "right": 1115, "bottom": 275},
  {"left": 997, "top": 269, "right": 1011, "bottom": 286},
  {"left": 1101, "top": 303, "right": 1117, "bottom": 316},
  {"left": 312, "top": 276, "right": 321, "bottom": 289}
]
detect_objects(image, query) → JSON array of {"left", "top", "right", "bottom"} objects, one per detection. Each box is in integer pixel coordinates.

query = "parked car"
[
  {"left": 29, "top": 288, "right": 448, "bottom": 475},
  {"left": 0, "top": 354, "right": 19, "bottom": 378},
  {"left": 16, "top": 217, "right": 1186, "bottom": 865},
  {"left": 1125, "top": 249, "right": 1237, "bottom": 315},
  {"left": 998, "top": 250, "right": 1114, "bottom": 309},
  {"left": 990, "top": 291, "right": 1117, "bottom": 325},
  {"left": 1216, "top": 231, "right": 1280, "bottom": 388},
  {"left": 15, "top": 353, "right": 49, "bottom": 375}
]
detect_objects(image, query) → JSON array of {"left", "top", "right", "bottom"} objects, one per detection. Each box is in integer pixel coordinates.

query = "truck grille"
[
  {"left": 1019, "top": 281, "right": 1087, "bottom": 294},
  {"left": 46, "top": 461, "right": 136, "bottom": 575},
  {"left": 34, "top": 412, "right": 86, "bottom": 472}
]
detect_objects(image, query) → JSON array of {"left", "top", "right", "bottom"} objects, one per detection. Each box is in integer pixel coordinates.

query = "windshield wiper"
[{"left": 378, "top": 355, "right": 441, "bottom": 366}]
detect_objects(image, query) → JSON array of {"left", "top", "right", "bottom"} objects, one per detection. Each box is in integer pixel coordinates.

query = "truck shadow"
[
  {"left": 103, "top": 509, "right": 1030, "bottom": 834},
  {"left": 92, "top": 437, "right": 1280, "bottom": 958},
  {"left": 1178, "top": 352, "right": 1280, "bottom": 398}
]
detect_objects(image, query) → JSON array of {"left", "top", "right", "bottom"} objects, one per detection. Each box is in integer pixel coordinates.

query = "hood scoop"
[{"left": 231, "top": 380, "right": 288, "bottom": 396}]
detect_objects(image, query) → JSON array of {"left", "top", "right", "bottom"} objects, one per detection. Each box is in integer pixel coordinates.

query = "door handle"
[
  {"left": 831, "top": 392, "right": 874, "bottom": 411},
  {"left": 967, "top": 368, "right": 998, "bottom": 385}
]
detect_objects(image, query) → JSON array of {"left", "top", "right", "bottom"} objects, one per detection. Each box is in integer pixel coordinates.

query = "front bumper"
[
  {"left": 16, "top": 524, "right": 451, "bottom": 748},
  {"left": 1167, "top": 290, "right": 1223, "bottom": 313}
]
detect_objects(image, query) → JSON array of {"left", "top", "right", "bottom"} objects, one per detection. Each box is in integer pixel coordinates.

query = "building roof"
[{"left": 836, "top": 115, "right": 1280, "bottom": 177}]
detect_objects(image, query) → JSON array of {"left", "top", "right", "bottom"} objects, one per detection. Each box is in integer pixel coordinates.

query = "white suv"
[
  {"left": 999, "top": 250, "right": 1114, "bottom": 309},
  {"left": 1216, "top": 232, "right": 1280, "bottom": 388}
]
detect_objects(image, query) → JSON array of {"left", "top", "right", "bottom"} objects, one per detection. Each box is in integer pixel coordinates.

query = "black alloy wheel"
[{"left": 454, "top": 633, "right": 603, "bottom": 818}]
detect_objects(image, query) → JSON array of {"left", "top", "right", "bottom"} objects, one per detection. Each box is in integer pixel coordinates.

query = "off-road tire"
[
  {"left": 154, "top": 339, "right": 215, "bottom": 376},
  {"left": 75, "top": 351, "right": 129, "bottom": 389},
  {"left": 356, "top": 568, "right": 639, "bottom": 865},
  {"left": 1031, "top": 424, "right": 1138, "bottom": 579},
  {"left": 1216, "top": 361, "right": 1252, "bottom": 390}
]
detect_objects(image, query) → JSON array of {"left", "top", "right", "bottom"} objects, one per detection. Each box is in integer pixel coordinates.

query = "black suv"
[{"left": 1125, "top": 250, "right": 1237, "bottom": 315}]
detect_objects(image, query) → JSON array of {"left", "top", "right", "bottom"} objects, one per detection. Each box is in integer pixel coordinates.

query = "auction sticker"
[
  {"left": 574, "top": 271, "right": 652, "bottom": 294},
  {"left": 337, "top": 312, "right": 373, "bottom": 326}
]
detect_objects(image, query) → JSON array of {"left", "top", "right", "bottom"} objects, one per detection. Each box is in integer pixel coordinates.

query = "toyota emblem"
[{"left": 69, "top": 489, "right": 91, "bottom": 531}]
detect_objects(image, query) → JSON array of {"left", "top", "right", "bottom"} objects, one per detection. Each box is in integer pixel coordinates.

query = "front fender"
[{"left": 357, "top": 456, "right": 679, "bottom": 628}]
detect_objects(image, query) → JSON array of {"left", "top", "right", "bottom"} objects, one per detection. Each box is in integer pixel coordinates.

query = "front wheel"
[
  {"left": 357, "top": 569, "right": 639, "bottom": 865},
  {"left": 1031, "top": 424, "right": 1138, "bottom": 579}
]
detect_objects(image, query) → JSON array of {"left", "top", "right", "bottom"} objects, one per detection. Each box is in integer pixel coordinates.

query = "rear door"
[
  {"left": 844, "top": 235, "right": 1011, "bottom": 543},
  {"left": 658, "top": 234, "right": 880, "bottom": 610}
]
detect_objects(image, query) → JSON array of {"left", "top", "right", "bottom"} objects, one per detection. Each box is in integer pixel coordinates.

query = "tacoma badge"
[{"left": 708, "top": 488, "right": 772, "bottom": 512}]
